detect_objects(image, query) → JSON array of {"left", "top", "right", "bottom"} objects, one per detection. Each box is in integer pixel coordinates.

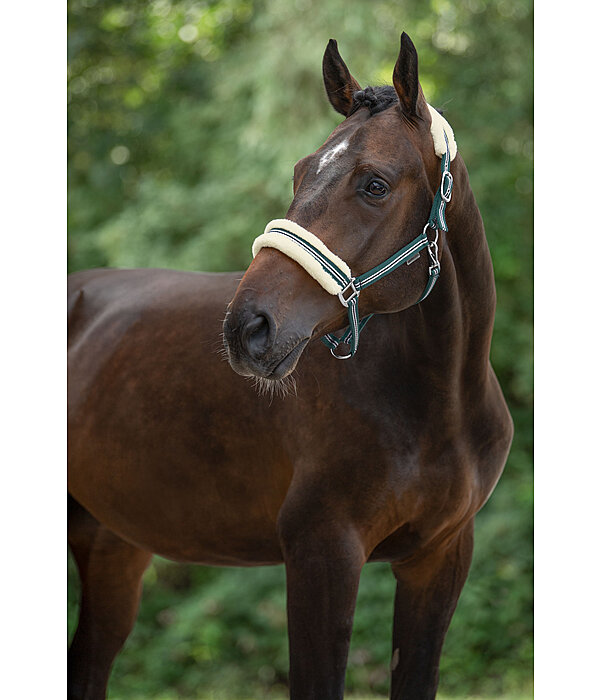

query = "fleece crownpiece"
[{"left": 427, "top": 104, "right": 457, "bottom": 161}]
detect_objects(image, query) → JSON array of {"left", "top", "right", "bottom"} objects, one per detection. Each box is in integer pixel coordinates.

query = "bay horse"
[{"left": 68, "top": 33, "right": 513, "bottom": 700}]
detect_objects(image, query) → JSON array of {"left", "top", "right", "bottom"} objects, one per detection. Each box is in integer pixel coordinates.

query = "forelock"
[{"left": 348, "top": 86, "right": 399, "bottom": 117}]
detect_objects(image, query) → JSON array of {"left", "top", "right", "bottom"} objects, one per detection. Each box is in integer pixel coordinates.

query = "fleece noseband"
[{"left": 251, "top": 106, "right": 456, "bottom": 359}]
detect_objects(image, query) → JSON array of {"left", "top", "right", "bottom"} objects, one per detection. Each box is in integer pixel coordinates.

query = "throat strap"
[{"left": 320, "top": 225, "right": 439, "bottom": 357}]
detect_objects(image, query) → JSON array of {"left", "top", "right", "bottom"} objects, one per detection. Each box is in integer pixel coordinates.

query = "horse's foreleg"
[
  {"left": 389, "top": 519, "right": 474, "bottom": 700},
  {"left": 68, "top": 496, "right": 152, "bottom": 700},
  {"left": 278, "top": 506, "right": 365, "bottom": 700}
]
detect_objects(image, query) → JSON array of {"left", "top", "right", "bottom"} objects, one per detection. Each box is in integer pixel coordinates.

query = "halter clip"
[{"left": 426, "top": 227, "right": 440, "bottom": 273}]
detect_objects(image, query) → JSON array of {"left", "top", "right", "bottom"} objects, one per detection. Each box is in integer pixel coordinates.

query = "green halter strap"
[{"left": 254, "top": 132, "right": 454, "bottom": 359}]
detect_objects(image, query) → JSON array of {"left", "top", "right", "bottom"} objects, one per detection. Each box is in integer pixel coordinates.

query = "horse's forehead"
[
  {"left": 318, "top": 111, "right": 419, "bottom": 169},
  {"left": 292, "top": 112, "right": 423, "bottom": 225},
  {"left": 316, "top": 138, "right": 351, "bottom": 174},
  {"left": 358, "top": 113, "right": 417, "bottom": 159}
]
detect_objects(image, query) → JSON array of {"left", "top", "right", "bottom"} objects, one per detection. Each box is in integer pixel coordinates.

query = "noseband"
[{"left": 252, "top": 112, "right": 455, "bottom": 359}]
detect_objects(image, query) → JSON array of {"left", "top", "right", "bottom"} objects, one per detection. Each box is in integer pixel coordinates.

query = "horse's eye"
[{"left": 366, "top": 179, "right": 388, "bottom": 197}]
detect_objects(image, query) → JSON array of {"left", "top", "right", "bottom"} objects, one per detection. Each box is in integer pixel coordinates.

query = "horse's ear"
[
  {"left": 393, "top": 32, "right": 427, "bottom": 118},
  {"left": 322, "top": 39, "right": 361, "bottom": 116}
]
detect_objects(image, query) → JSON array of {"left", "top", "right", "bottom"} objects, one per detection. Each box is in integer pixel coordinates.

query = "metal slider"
[
  {"left": 440, "top": 170, "right": 453, "bottom": 202},
  {"left": 337, "top": 278, "right": 360, "bottom": 308}
]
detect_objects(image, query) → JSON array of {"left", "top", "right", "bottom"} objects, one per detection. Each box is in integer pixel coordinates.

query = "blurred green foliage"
[{"left": 68, "top": 0, "right": 532, "bottom": 697}]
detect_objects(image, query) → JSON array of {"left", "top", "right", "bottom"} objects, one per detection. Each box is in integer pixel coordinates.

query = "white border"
[{"left": 2, "top": 3, "right": 65, "bottom": 699}]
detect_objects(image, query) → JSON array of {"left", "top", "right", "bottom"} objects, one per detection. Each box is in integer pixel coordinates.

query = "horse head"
[{"left": 224, "top": 33, "right": 455, "bottom": 381}]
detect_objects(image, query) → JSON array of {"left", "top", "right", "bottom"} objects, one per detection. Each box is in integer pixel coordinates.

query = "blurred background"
[{"left": 67, "top": 0, "right": 532, "bottom": 698}]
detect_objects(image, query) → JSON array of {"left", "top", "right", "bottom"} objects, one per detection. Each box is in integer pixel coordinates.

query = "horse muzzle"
[
  {"left": 223, "top": 245, "right": 348, "bottom": 378},
  {"left": 222, "top": 302, "right": 311, "bottom": 379}
]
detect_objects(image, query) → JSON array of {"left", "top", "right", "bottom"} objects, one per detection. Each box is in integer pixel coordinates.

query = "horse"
[{"left": 67, "top": 32, "right": 513, "bottom": 700}]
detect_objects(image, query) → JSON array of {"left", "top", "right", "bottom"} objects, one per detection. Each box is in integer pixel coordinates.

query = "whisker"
[
  {"left": 249, "top": 373, "right": 298, "bottom": 402},
  {"left": 213, "top": 330, "right": 231, "bottom": 362}
]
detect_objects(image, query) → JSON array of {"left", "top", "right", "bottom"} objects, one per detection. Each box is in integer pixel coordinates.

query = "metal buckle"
[
  {"left": 440, "top": 170, "right": 453, "bottom": 202},
  {"left": 337, "top": 278, "right": 360, "bottom": 308}
]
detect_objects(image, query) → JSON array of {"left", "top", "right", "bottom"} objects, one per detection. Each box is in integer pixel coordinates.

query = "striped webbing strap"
[
  {"left": 428, "top": 132, "right": 453, "bottom": 233},
  {"left": 253, "top": 133, "right": 453, "bottom": 359},
  {"left": 320, "top": 229, "right": 434, "bottom": 358}
]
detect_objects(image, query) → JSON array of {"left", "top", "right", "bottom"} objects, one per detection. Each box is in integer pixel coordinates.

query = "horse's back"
[{"left": 68, "top": 267, "right": 240, "bottom": 340}]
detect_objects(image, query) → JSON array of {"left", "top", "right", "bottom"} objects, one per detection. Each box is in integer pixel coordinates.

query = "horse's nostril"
[{"left": 243, "top": 314, "right": 271, "bottom": 358}]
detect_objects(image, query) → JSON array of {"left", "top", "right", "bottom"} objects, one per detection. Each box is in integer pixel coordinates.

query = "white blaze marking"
[{"left": 317, "top": 139, "right": 349, "bottom": 174}]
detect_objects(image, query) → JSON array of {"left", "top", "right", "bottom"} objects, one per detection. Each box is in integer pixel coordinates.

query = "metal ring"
[{"left": 330, "top": 347, "right": 353, "bottom": 360}]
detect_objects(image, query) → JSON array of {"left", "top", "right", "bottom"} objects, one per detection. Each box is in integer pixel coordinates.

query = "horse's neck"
[
  {"left": 444, "top": 155, "right": 496, "bottom": 373},
  {"left": 389, "top": 155, "right": 495, "bottom": 391}
]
